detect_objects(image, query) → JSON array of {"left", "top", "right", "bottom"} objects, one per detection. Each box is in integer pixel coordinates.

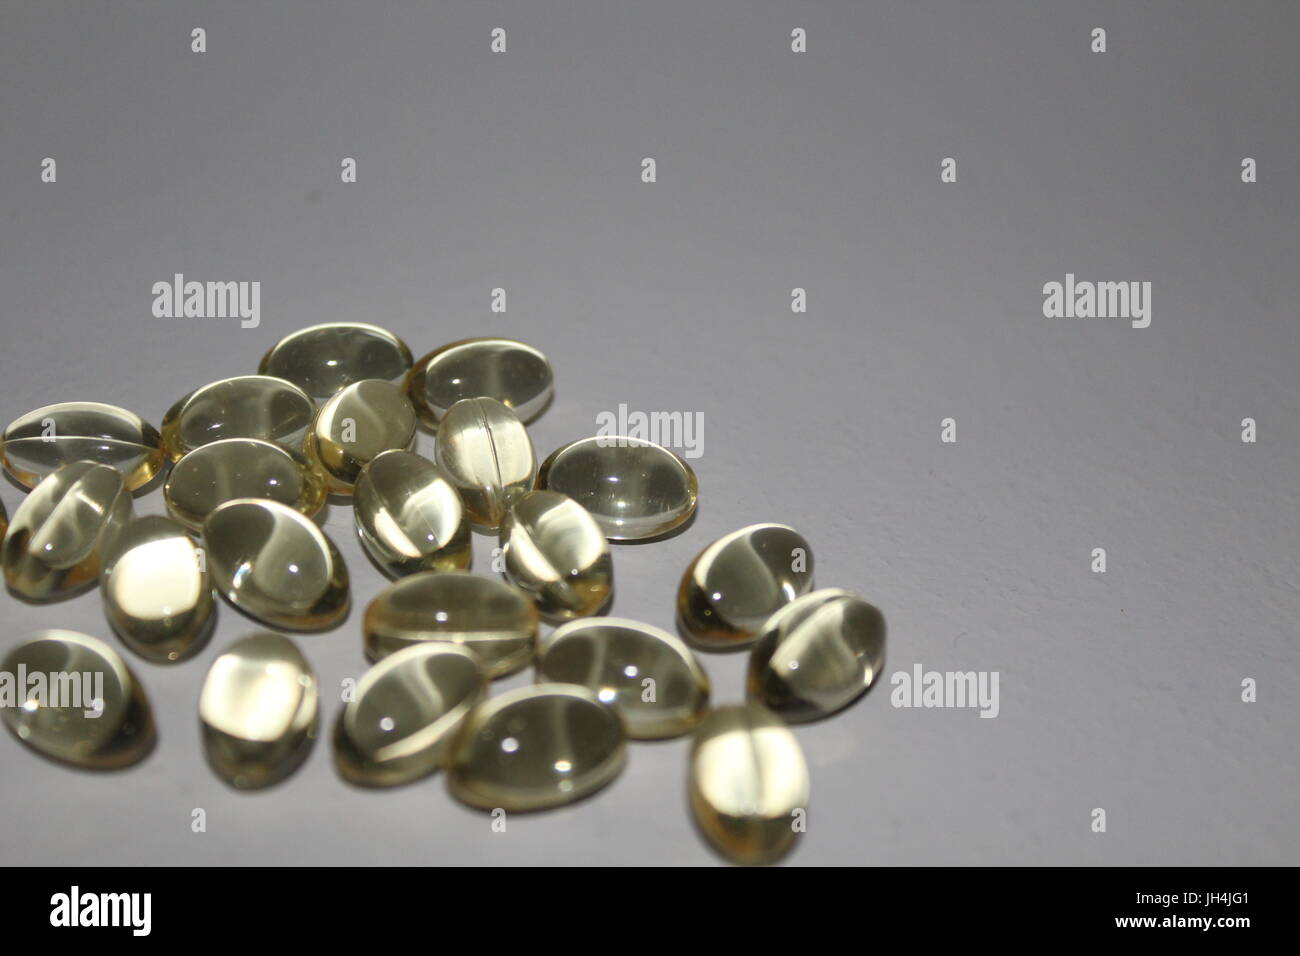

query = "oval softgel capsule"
[
  {"left": 2, "top": 402, "right": 164, "bottom": 492},
  {"left": 164, "top": 438, "right": 326, "bottom": 532},
  {"left": 537, "top": 618, "right": 708, "bottom": 739},
  {"left": 353, "top": 450, "right": 471, "bottom": 577},
  {"left": 499, "top": 490, "right": 612, "bottom": 621},
  {"left": 677, "top": 523, "right": 814, "bottom": 651},
  {"left": 746, "top": 588, "right": 886, "bottom": 722},
  {"left": 363, "top": 571, "right": 538, "bottom": 677},
  {"left": 0, "top": 630, "right": 156, "bottom": 770},
  {"left": 160, "top": 375, "right": 315, "bottom": 461},
  {"left": 435, "top": 397, "right": 535, "bottom": 531},
  {"left": 2, "top": 462, "right": 133, "bottom": 602},
  {"left": 406, "top": 337, "right": 553, "bottom": 426},
  {"left": 259, "top": 322, "right": 412, "bottom": 400},
  {"left": 447, "top": 684, "right": 626, "bottom": 812},
  {"left": 101, "top": 515, "right": 214, "bottom": 663},
  {"left": 203, "top": 499, "right": 349, "bottom": 632},
  {"left": 306, "top": 380, "right": 418, "bottom": 494},
  {"left": 199, "top": 632, "right": 319, "bottom": 790},
  {"left": 333, "top": 643, "right": 485, "bottom": 787},
  {"left": 689, "top": 704, "right": 809, "bottom": 866},
  {"left": 536, "top": 436, "right": 697, "bottom": 541}
]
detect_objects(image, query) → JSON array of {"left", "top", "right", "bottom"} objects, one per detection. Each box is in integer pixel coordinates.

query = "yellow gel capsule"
[
  {"left": 2, "top": 461, "right": 133, "bottom": 602},
  {"left": 537, "top": 617, "right": 709, "bottom": 739},
  {"left": 259, "top": 322, "right": 412, "bottom": 400},
  {"left": 101, "top": 515, "right": 215, "bottom": 663},
  {"left": 536, "top": 436, "right": 698, "bottom": 541},
  {"left": 203, "top": 499, "right": 350, "bottom": 632},
  {"left": 364, "top": 570, "right": 538, "bottom": 677},
  {"left": 447, "top": 684, "right": 626, "bottom": 812},
  {"left": 333, "top": 643, "right": 486, "bottom": 787},
  {"left": 306, "top": 380, "right": 418, "bottom": 494},
  {"left": 352, "top": 449, "right": 471, "bottom": 577},
  {"left": 405, "top": 337, "right": 554, "bottom": 426},
  {"left": 160, "top": 375, "right": 316, "bottom": 462},
  {"left": 677, "top": 523, "right": 814, "bottom": 651},
  {"left": 746, "top": 588, "right": 886, "bottom": 722},
  {"left": 435, "top": 397, "right": 536, "bottom": 530},
  {"left": 689, "top": 704, "right": 809, "bottom": 865},
  {"left": 0, "top": 630, "right": 156, "bottom": 770},
  {"left": 164, "top": 438, "right": 327, "bottom": 533},
  {"left": 2, "top": 402, "right": 164, "bottom": 492},
  {"left": 499, "top": 490, "right": 612, "bottom": 621},
  {"left": 199, "top": 632, "right": 318, "bottom": 789}
]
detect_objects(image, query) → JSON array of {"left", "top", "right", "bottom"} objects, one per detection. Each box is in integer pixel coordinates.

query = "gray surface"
[{"left": 0, "top": 1, "right": 1297, "bottom": 866}]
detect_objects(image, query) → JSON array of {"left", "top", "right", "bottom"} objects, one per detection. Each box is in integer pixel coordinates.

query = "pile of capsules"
[{"left": 0, "top": 323, "right": 885, "bottom": 865}]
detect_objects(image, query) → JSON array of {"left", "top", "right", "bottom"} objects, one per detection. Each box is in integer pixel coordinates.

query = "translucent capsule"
[
  {"left": 747, "top": 588, "right": 886, "bottom": 722},
  {"left": 677, "top": 523, "right": 814, "bottom": 651},
  {"left": 406, "top": 337, "right": 554, "bottom": 427},
  {"left": 447, "top": 684, "right": 626, "bottom": 812},
  {"left": 333, "top": 643, "right": 486, "bottom": 787},
  {"left": 258, "top": 322, "right": 413, "bottom": 400},
  {"left": 160, "top": 375, "right": 316, "bottom": 462},
  {"left": 0, "top": 497, "right": 7, "bottom": 541},
  {"left": 199, "top": 632, "right": 318, "bottom": 789},
  {"left": 689, "top": 704, "right": 809, "bottom": 866},
  {"left": 101, "top": 515, "right": 214, "bottom": 663},
  {"left": 164, "top": 438, "right": 327, "bottom": 533},
  {"left": 306, "top": 380, "right": 418, "bottom": 494},
  {"left": 499, "top": 490, "right": 612, "bottom": 621},
  {"left": 363, "top": 570, "right": 537, "bottom": 678},
  {"left": 536, "top": 436, "right": 698, "bottom": 541},
  {"left": 2, "top": 402, "right": 164, "bottom": 492},
  {"left": 435, "top": 397, "right": 536, "bottom": 530},
  {"left": 537, "top": 618, "right": 709, "bottom": 739},
  {"left": 2, "top": 461, "right": 133, "bottom": 602},
  {"left": 0, "top": 630, "right": 156, "bottom": 770},
  {"left": 203, "top": 499, "right": 350, "bottom": 631},
  {"left": 353, "top": 450, "right": 470, "bottom": 577}
]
